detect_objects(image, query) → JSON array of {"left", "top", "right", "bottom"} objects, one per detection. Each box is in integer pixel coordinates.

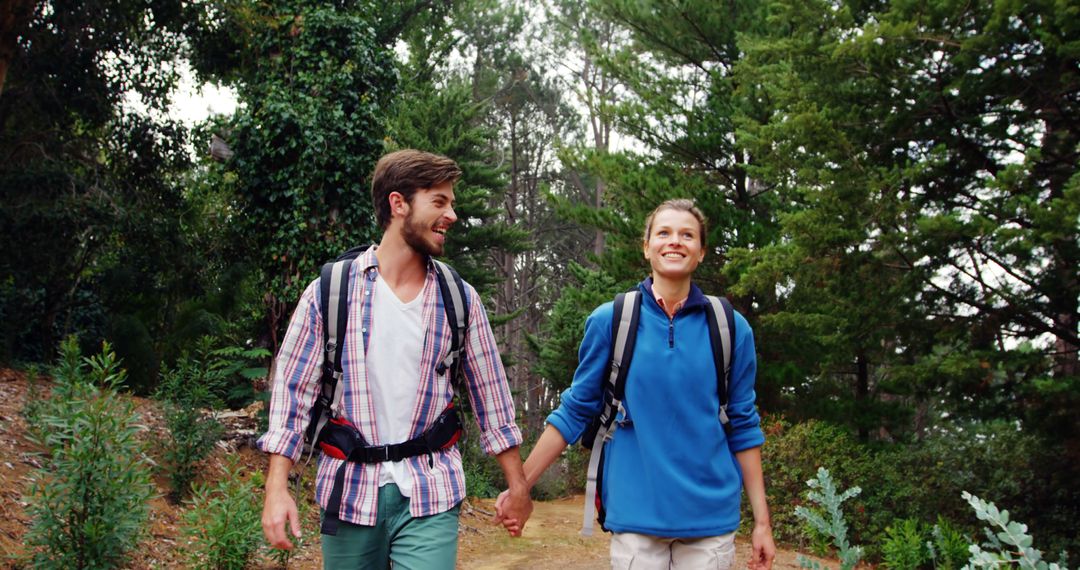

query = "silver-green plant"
[
  {"left": 794, "top": 466, "right": 864, "bottom": 570},
  {"left": 961, "top": 491, "right": 1068, "bottom": 570}
]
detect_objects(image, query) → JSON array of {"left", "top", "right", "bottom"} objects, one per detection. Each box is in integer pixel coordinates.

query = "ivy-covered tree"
[{"left": 187, "top": 1, "right": 406, "bottom": 349}]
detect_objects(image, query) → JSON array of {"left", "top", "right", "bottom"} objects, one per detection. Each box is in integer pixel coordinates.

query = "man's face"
[{"left": 400, "top": 181, "right": 458, "bottom": 257}]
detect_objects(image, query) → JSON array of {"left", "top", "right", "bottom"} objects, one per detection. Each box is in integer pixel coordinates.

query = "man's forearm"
[
  {"left": 495, "top": 446, "right": 528, "bottom": 492},
  {"left": 266, "top": 453, "right": 294, "bottom": 493}
]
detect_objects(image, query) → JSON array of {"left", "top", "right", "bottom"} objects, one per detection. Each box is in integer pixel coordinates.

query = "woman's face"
[{"left": 643, "top": 208, "right": 705, "bottom": 281}]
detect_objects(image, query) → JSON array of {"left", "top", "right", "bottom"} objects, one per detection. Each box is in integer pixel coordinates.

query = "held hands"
[
  {"left": 493, "top": 487, "right": 533, "bottom": 537},
  {"left": 262, "top": 487, "right": 302, "bottom": 550},
  {"left": 747, "top": 522, "right": 776, "bottom": 570}
]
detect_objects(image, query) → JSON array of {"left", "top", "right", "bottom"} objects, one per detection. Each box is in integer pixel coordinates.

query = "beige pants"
[{"left": 610, "top": 531, "right": 736, "bottom": 570}]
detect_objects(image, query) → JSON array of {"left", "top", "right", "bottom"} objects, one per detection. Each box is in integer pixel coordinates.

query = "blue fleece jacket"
[{"left": 547, "top": 279, "right": 765, "bottom": 537}]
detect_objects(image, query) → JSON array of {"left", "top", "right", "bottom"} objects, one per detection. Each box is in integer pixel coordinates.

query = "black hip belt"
[
  {"left": 318, "top": 404, "right": 463, "bottom": 536},
  {"left": 317, "top": 404, "right": 463, "bottom": 464}
]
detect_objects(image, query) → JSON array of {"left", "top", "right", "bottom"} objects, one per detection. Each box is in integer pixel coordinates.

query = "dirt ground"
[{"left": 0, "top": 369, "right": 832, "bottom": 569}]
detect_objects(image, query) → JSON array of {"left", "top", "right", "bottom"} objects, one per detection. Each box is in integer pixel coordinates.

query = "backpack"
[
  {"left": 301, "top": 245, "right": 471, "bottom": 460},
  {"left": 579, "top": 288, "right": 736, "bottom": 536}
]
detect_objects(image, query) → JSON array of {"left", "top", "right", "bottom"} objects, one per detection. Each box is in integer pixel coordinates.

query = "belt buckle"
[{"left": 371, "top": 445, "right": 390, "bottom": 463}]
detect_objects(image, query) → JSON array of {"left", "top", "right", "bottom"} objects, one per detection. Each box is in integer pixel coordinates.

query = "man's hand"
[
  {"left": 262, "top": 484, "right": 302, "bottom": 549},
  {"left": 747, "top": 522, "right": 776, "bottom": 570},
  {"left": 493, "top": 487, "right": 533, "bottom": 537}
]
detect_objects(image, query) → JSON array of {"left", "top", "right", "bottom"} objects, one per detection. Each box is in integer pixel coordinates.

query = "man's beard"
[{"left": 402, "top": 212, "right": 444, "bottom": 257}]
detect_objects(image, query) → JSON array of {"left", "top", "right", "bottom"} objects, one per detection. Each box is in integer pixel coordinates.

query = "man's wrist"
[{"left": 506, "top": 480, "right": 530, "bottom": 497}]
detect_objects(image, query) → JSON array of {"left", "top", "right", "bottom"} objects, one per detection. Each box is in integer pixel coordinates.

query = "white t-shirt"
[{"left": 366, "top": 275, "right": 426, "bottom": 495}]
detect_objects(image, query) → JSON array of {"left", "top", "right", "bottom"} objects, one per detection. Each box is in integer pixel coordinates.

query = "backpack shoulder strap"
[
  {"left": 581, "top": 288, "right": 641, "bottom": 537},
  {"left": 703, "top": 295, "right": 736, "bottom": 427},
  {"left": 610, "top": 290, "right": 642, "bottom": 401},
  {"left": 431, "top": 259, "right": 470, "bottom": 388},
  {"left": 304, "top": 254, "right": 356, "bottom": 452}
]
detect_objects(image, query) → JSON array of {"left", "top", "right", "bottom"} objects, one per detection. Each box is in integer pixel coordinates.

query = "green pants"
[{"left": 321, "top": 484, "right": 460, "bottom": 570}]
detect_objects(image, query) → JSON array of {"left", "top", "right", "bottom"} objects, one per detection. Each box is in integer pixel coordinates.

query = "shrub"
[
  {"left": 881, "top": 518, "right": 929, "bottom": 570},
  {"left": 182, "top": 458, "right": 264, "bottom": 570},
  {"left": 22, "top": 338, "right": 155, "bottom": 569},
  {"left": 156, "top": 349, "right": 226, "bottom": 503},
  {"left": 762, "top": 416, "right": 1076, "bottom": 558},
  {"left": 929, "top": 517, "right": 970, "bottom": 570},
  {"left": 790, "top": 465, "right": 1071, "bottom": 570},
  {"left": 758, "top": 418, "right": 874, "bottom": 545},
  {"left": 794, "top": 467, "right": 864, "bottom": 570},
  {"left": 962, "top": 491, "right": 1068, "bottom": 570},
  {"left": 20, "top": 363, "right": 45, "bottom": 425}
]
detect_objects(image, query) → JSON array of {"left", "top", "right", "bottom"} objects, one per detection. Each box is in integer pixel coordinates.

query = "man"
[{"left": 259, "top": 149, "right": 532, "bottom": 568}]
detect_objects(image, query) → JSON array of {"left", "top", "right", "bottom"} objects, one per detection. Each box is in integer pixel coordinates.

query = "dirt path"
[{"left": 458, "top": 496, "right": 827, "bottom": 570}]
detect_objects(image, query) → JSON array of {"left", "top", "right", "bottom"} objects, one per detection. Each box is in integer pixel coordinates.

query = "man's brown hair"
[{"left": 371, "top": 150, "right": 462, "bottom": 230}]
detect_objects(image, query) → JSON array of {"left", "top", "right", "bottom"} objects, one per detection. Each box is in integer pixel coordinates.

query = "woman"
[{"left": 498, "top": 199, "right": 775, "bottom": 569}]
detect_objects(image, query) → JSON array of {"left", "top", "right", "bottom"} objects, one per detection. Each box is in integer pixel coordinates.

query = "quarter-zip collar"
[{"left": 640, "top": 277, "right": 710, "bottom": 315}]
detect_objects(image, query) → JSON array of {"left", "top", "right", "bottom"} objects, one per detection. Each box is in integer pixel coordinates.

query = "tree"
[
  {"left": 187, "top": 2, "right": 403, "bottom": 351},
  {"left": 0, "top": 0, "right": 193, "bottom": 378},
  {"left": 534, "top": 0, "right": 787, "bottom": 414},
  {"left": 731, "top": 0, "right": 1079, "bottom": 439}
]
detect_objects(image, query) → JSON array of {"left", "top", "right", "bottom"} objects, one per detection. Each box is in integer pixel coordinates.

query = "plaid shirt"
[{"left": 257, "top": 247, "right": 522, "bottom": 523}]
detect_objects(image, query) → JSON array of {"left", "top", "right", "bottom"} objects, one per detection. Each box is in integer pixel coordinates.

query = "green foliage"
[
  {"left": 758, "top": 418, "right": 875, "bottom": 546},
  {"left": 154, "top": 336, "right": 269, "bottom": 501},
  {"left": 189, "top": 2, "right": 402, "bottom": 340},
  {"left": 0, "top": 0, "right": 197, "bottom": 364},
  {"left": 181, "top": 458, "right": 264, "bottom": 570},
  {"left": 794, "top": 467, "right": 865, "bottom": 570},
  {"left": 532, "top": 262, "right": 623, "bottom": 393},
  {"left": 205, "top": 343, "right": 272, "bottom": 410},
  {"left": 791, "top": 467, "right": 1072, "bottom": 570},
  {"left": 156, "top": 348, "right": 225, "bottom": 503},
  {"left": 20, "top": 364, "right": 45, "bottom": 426},
  {"left": 882, "top": 519, "right": 930, "bottom": 570},
  {"left": 764, "top": 417, "right": 1078, "bottom": 561},
  {"left": 930, "top": 517, "right": 973, "bottom": 570},
  {"left": 22, "top": 338, "right": 155, "bottom": 569},
  {"left": 962, "top": 492, "right": 1068, "bottom": 570},
  {"left": 459, "top": 412, "right": 503, "bottom": 499},
  {"left": 730, "top": 0, "right": 1080, "bottom": 440}
]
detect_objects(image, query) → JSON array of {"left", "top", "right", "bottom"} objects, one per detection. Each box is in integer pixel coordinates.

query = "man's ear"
[{"left": 388, "top": 192, "right": 408, "bottom": 216}]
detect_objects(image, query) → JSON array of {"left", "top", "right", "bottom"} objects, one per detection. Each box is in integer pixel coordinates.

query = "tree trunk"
[
  {"left": 0, "top": 0, "right": 36, "bottom": 96},
  {"left": 855, "top": 352, "right": 869, "bottom": 441}
]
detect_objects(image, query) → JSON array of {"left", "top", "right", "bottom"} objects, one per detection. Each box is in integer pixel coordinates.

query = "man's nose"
[{"left": 444, "top": 206, "right": 458, "bottom": 224}]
